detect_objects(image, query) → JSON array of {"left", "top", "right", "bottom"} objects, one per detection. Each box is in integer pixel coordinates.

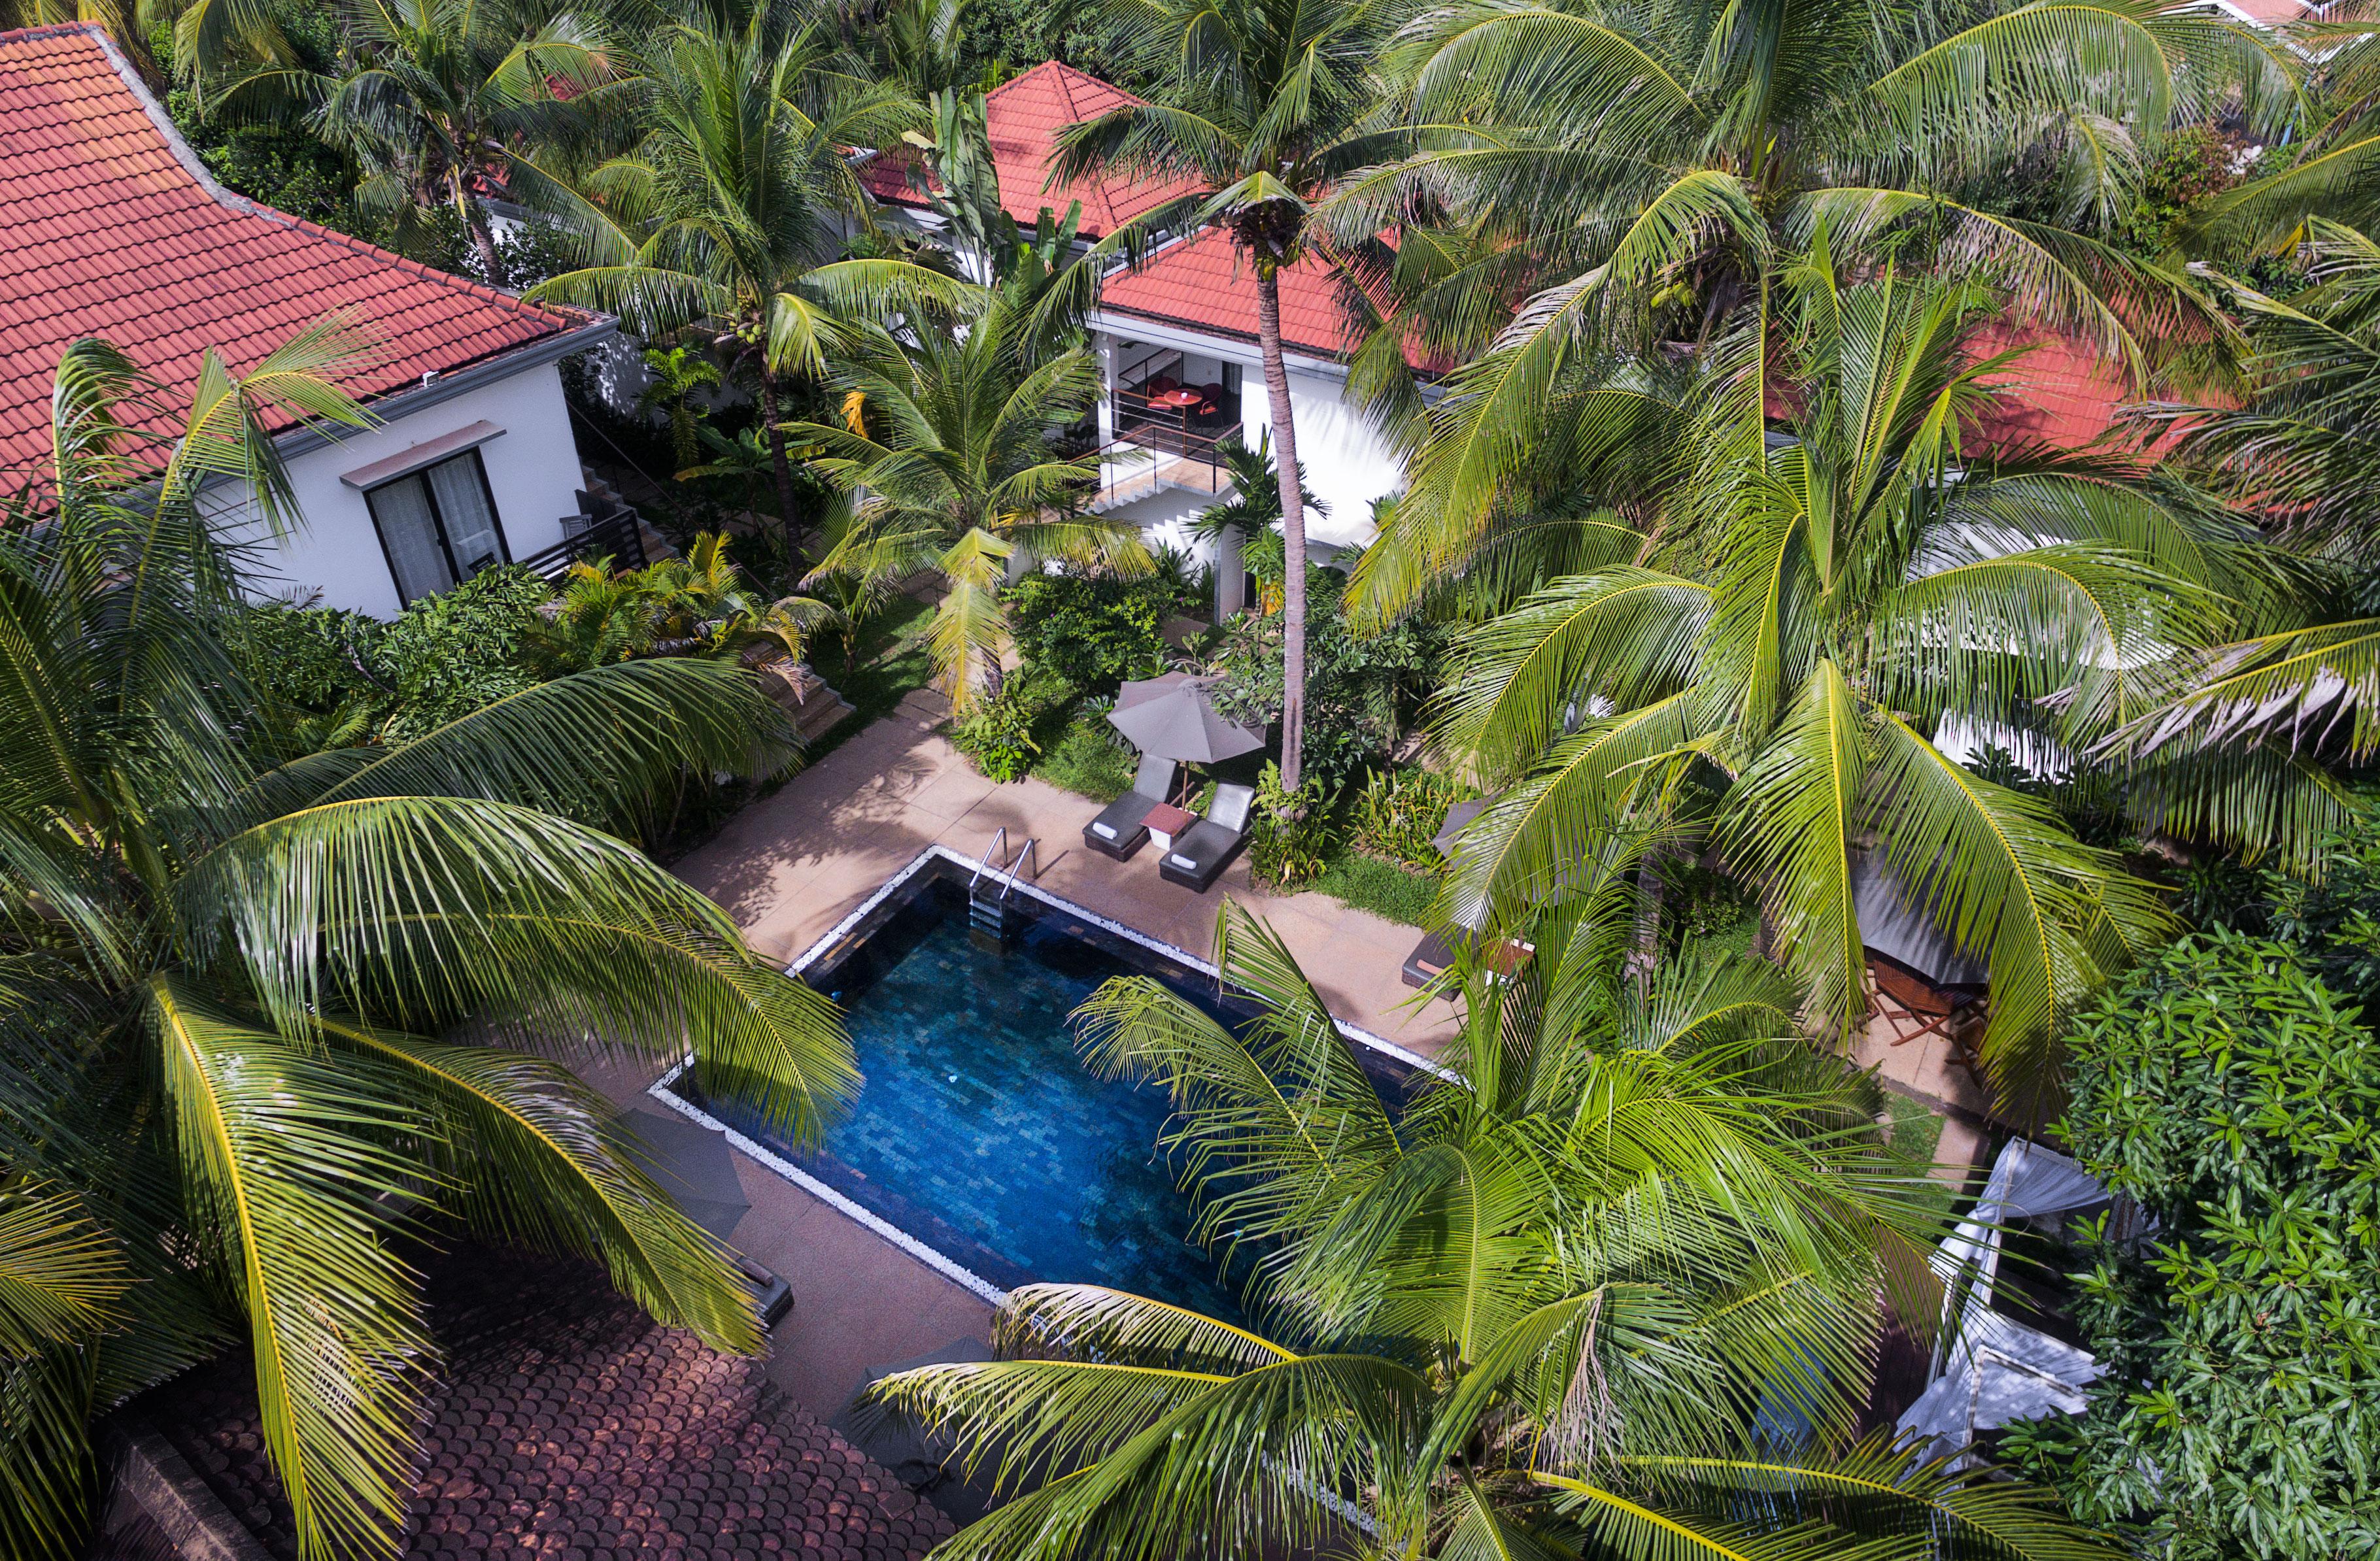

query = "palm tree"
[
  {"left": 0, "top": 328, "right": 858, "bottom": 1561},
  {"left": 870, "top": 903, "right": 2120, "bottom": 1561},
  {"left": 2182, "top": 9, "right": 2380, "bottom": 250},
  {"left": 203, "top": 0, "right": 611, "bottom": 287},
  {"left": 528, "top": 10, "right": 961, "bottom": 556},
  {"left": 1425, "top": 262, "right": 2264, "bottom": 1128},
  {"left": 1336, "top": 0, "right": 2298, "bottom": 624},
  {"left": 778, "top": 273, "right": 1148, "bottom": 709},
  {"left": 639, "top": 343, "right": 723, "bottom": 468},
  {"left": 1049, "top": 0, "right": 1403, "bottom": 790},
  {"left": 2098, "top": 219, "right": 2380, "bottom": 847}
]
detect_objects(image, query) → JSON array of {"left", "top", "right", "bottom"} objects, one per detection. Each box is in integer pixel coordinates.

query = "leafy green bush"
[
  {"left": 1036, "top": 710, "right": 1139, "bottom": 801},
  {"left": 227, "top": 567, "right": 549, "bottom": 748},
  {"left": 1207, "top": 567, "right": 1439, "bottom": 789},
  {"left": 1351, "top": 766, "right": 1468, "bottom": 869},
  {"left": 1004, "top": 569, "right": 1171, "bottom": 696},
  {"left": 2003, "top": 930, "right": 2380, "bottom": 1561},
  {"left": 954, "top": 668, "right": 1070, "bottom": 782},
  {"left": 1248, "top": 761, "right": 1331, "bottom": 885}
]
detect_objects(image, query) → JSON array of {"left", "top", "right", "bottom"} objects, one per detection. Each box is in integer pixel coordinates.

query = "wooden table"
[{"left": 1143, "top": 802, "right": 1195, "bottom": 851}]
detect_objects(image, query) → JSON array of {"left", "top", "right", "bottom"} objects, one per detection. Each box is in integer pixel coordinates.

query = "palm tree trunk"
[
  {"left": 756, "top": 375, "right": 806, "bottom": 563},
  {"left": 1255, "top": 263, "right": 1308, "bottom": 794},
  {"left": 463, "top": 192, "right": 506, "bottom": 290}
]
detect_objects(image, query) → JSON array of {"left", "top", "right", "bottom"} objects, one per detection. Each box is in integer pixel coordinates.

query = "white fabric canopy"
[{"left": 1896, "top": 1138, "right": 2116, "bottom": 1462}]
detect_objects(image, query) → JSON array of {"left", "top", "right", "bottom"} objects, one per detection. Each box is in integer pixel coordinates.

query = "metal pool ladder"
[{"left": 966, "top": 830, "right": 1038, "bottom": 944}]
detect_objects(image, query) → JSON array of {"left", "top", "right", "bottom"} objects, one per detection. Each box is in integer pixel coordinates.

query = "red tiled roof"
[
  {"left": 133, "top": 1250, "right": 957, "bottom": 1561},
  {"left": 1964, "top": 327, "right": 2177, "bottom": 460},
  {"left": 1100, "top": 227, "right": 1376, "bottom": 360},
  {"left": 858, "top": 59, "right": 1197, "bottom": 238},
  {"left": 0, "top": 23, "right": 584, "bottom": 480}
]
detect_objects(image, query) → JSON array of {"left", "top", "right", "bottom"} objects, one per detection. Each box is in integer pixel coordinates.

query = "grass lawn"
[
  {"left": 801, "top": 596, "right": 937, "bottom": 767},
  {"left": 1306, "top": 847, "right": 1438, "bottom": 927},
  {"left": 1035, "top": 712, "right": 1138, "bottom": 802}
]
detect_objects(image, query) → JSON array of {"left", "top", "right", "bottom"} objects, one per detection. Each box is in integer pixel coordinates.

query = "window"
[{"left": 364, "top": 450, "right": 509, "bottom": 604}]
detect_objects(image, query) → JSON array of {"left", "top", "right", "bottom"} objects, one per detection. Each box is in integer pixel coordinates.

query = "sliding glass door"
[{"left": 364, "top": 450, "right": 509, "bottom": 604}]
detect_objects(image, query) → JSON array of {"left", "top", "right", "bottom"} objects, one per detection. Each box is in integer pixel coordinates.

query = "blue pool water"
[{"left": 697, "top": 868, "right": 1408, "bottom": 1322}]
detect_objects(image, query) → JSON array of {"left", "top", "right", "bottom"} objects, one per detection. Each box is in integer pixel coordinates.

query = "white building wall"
[
  {"left": 1240, "top": 363, "right": 1401, "bottom": 554},
  {"left": 1091, "top": 316, "right": 1406, "bottom": 563},
  {"left": 217, "top": 361, "right": 589, "bottom": 619}
]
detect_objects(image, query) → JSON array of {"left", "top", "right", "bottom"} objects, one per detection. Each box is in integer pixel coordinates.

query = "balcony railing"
[
  {"left": 1112, "top": 386, "right": 1239, "bottom": 458},
  {"left": 518, "top": 506, "right": 647, "bottom": 584}
]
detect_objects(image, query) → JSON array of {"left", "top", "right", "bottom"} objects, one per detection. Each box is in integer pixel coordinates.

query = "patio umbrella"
[
  {"left": 1106, "top": 671, "right": 1264, "bottom": 764},
  {"left": 1431, "top": 797, "right": 1493, "bottom": 860},
  {"left": 622, "top": 1104, "right": 750, "bottom": 1241}
]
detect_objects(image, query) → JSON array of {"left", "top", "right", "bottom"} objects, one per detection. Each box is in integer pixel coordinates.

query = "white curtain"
[
  {"left": 426, "top": 455, "right": 503, "bottom": 577},
  {"left": 367, "top": 475, "right": 450, "bottom": 603}
]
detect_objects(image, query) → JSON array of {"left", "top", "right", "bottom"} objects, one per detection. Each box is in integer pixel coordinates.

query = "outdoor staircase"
[
  {"left": 1088, "top": 451, "right": 1235, "bottom": 514},
  {"left": 579, "top": 469, "right": 675, "bottom": 562},
  {"left": 741, "top": 650, "right": 855, "bottom": 744}
]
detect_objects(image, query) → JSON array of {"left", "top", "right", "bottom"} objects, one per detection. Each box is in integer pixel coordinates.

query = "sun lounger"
[
  {"left": 1083, "top": 754, "right": 1178, "bottom": 861},
  {"left": 1157, "top": 783, "right": 1255, "bottom": 891}
]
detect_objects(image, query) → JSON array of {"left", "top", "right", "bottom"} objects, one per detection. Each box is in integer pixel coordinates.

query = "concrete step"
[{"left": 743, "top": 652, "right": 855, "bottom": 742}]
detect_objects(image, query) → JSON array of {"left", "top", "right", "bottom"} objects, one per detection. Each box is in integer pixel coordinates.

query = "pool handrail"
[
  {"left": 968, "top": 827, "right": 1008, "bottom": 892},
  {"left": 999, "top": 837, "right": 1038, "bottom": 898}
]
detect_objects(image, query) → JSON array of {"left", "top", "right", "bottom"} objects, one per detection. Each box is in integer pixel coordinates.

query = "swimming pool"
[{"left": 657, "top": 850, "right": 1417, "bottom": 1319}]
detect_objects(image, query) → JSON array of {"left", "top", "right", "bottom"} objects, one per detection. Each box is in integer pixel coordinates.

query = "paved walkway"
[{"left": 679, "top": 688, "right": 1463, "bottom": 1054}]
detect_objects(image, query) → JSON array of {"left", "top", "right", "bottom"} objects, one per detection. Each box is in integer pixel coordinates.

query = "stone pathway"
[{"left": 677, "top": 687, "right": 1462, "bottom": 1057}]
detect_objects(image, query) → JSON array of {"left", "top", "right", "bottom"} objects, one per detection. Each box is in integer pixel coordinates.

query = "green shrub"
[
  {"left": 1351, "top": 767, "right": 1468, "bottom": 869},
  {"left": 2003, "top": 930, "right": 2380, "bottom": 1561},
  {"left": 1004, "top": 569, "right": 1170, "bottom": 695},
  {"left": 1207, "top": 571, "right": 1439, "bottom": 789},
  {"left": 226, "top": 566, "right": 547, "bottom": 748},
  {"left": 955, "top": 667, "right": 1072, "bottom": 782},
  {"left": 1036, "top": 711, "right": 1139, "bottom": 801},
  {"left": 1248, "top": 761, "right": 1332, "bottom": 885}
]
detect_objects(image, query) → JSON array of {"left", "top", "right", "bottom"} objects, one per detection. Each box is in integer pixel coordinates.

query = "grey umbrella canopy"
[
  {"left": 1106, "top": 671, "right": 1265, "bottom": 764},
  {"left": 622, "top": 1105, "right": 750, "bottom": 1241},
  {"left": 1431, "top": 797, "right": 1492, "bottom": 860}
]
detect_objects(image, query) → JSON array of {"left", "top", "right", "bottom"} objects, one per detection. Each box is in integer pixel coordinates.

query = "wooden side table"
[{"left": 1142, "top": 802, "right": 1195, "bottom": 852}]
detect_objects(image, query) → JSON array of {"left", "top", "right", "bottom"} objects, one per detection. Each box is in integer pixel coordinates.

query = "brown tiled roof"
[{"left": 132, "top": 1252, "right": 955, "bottom": 1561}]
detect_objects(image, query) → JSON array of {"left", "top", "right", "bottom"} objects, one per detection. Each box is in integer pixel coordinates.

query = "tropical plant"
[
  {"left": 0, "top": 332, "right": 857, "bottom": 1561},
  {"left": 1051, "top": 0, "right": 1403, "bottom": 790},
  {"left": 1188, "top": 431, "right": 1321, "bottom": 614},
  {"left": 638, "top": 343, "right": 723, "bottom": 468},
  {"left": 528, "top": 10, "right": 960, "bottom": 553},
  {"left": 2183, "top": 7, "right": 2380, "bottom": 252},
  {"left": 1002, "top": 567, "right": 1170, "bottom": 696},
  {"left": 1425, "top": 261, "right": 2279, "bottom": 1127},
  {"left": 198, "top": 0, "right": 611, "bottom": 286},
  {"left": 228, "top": 564, "right": 550, "bottom": 751},
  {"left": 521, "top": 533, "right": 840, "bottom": 675},
  {"left": 778, "top": 269, "right": 1146, "bottom": 710},
  {"left": 1207, "top": 560, "right": 1438, "bottom": 790},
  {"left": 870, "top": 903, "right": 2117, "bottom": 1561},
  {"left": 1337, "top": 0, "right": 2298, "bottom": 624},
  {"left": 2005, "top": 930, "right": 2380, "bottom": 1561},
  {"left": 798, "top": 490, "right": 940, "bottom": 675},
  {"left": 1350, "top": 764, "right": 1469, "bottom": 870},
  {"left": 2090, "top": 222, "right": 2380, "bottom": 873}
]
